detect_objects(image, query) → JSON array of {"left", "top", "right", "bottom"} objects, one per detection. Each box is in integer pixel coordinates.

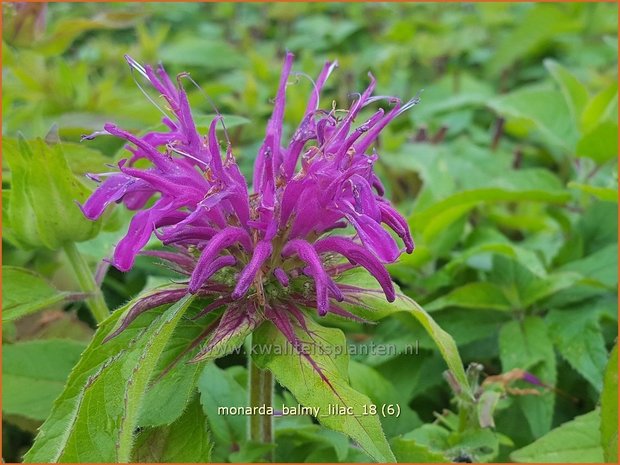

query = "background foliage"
[{"left": 2, "top": 2, "right": 618, "bottom": 463}]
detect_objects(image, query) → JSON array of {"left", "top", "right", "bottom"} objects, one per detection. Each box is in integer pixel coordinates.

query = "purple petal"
[
  {"left": 378, "top": 201, "right": 414, "bottom": 254},
  {"left": 104, "top": 287, "right": 188, "bottom": 342},
  {"left": 342, "top": 204, "right": 400, "bottom": 263},
  {"left": 113, "top": 199, "right": 180, "bottom": 272},
  {"left": 232, "top": 240, "right": 273, "bottom": 299},
  {"left": 274, "top": 267, "right": 289, "bottom": 287},
  {"left": 189, "top": 255, "right": 236, "bottom": 294},
  {"left": 315, "top": 236, "right": 395, "bottom": 302},
  {"left": 80, "top": 174, "right": 146, "bottom": 220},
  {"left": 282, "top": 239, "right": 339, "bottom": 316}
]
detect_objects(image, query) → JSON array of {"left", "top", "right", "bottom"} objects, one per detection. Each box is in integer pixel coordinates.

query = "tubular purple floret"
[
  {"left": 273, "top": 267, "right": 289, "bottom": 287},
  {"left": 189, "top": 255, "right": 237, "bottom": 294},
  {"left": 232, "top": 240, "right": 273, "bottom": 299},
  {"left": 314, "top": 236, "right": 396, "bottom": 302}
]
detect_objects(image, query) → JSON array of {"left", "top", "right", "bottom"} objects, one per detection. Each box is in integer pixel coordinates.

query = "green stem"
[
  {"left": 63, "top": 242, "right": 109, "bottom": 324},
  {"left": 249, "top": 357, "right": 274, "bottom": 460}
]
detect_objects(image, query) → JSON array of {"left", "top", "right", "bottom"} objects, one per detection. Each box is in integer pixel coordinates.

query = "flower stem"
[
  {"left": 249, "top": 358, "right": 274, "bottom": 460},
  {"left": 63, "top": 242, "right": 109, "bottom": 324}
]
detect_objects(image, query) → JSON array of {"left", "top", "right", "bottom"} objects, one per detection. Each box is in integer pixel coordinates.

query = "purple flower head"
[{"left": 81, "top": 52, "right": 417, "bottom": 363}]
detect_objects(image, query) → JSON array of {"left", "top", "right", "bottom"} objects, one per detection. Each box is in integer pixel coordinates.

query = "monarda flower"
[{"left": 80, "top": 52, "right": 417, "bottom": 369}]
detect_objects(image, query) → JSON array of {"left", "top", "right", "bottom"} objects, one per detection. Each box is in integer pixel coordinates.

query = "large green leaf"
[
  {"left": 410, "top": 169, "right": 570, "bottom": 227},
  {"left": 489, "top": 86, "right": 576, "bottom": 151},
  {"left": 2, "top": 266, "right": 82, "bottom": 322},
  {"left": 198, "top": 364, "right": 248, "bottom": 449},
  {"left": 576, "top": 120, "right": 619, "bottom": 164},
  {"left": 499, "top": 317, "right": 556, "bottom": 438},
  {"left": 2, "top": 339, "right": 87, "bottom": 421},
  {"left": 335, "top": 268, "right": 471, "bottom": 394},
  {"left": 24, "top": 293, "right": 195, "bottom": 462},
  {"left": 425, "top": 282, "right": 512, "bottom": 312},
  {"left": 511, "top": 410, "right": 604, "bottom": 463},
  {"left": 600, "top": 344, "right": 618, "bottom": 462},
  {"left": 132, "top": 395, "right": 212, "bottom": 462},
  {"left": 252, "top": 317, "right": 396, "bottom": 463},
  {"left": 544, "top": 59, "right": 589, "bottom": 123},
  {"left": 546, "top": 306, "right": 608, "bottom": 391},
  {"left": 137, "top": 315, "right": 211, "bottom": 427},
  {"left": 490, "top": 255, "right": 581, "bottom": 309}
]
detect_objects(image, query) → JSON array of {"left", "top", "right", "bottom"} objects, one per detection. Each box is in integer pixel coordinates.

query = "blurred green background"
[{"left": 2, "top": 2, "right": 618, "bottom": 463}]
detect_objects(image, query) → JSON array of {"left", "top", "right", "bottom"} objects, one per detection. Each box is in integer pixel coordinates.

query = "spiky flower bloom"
[{"left": 81, "top": 52, "right": 417, "bottom": 362}]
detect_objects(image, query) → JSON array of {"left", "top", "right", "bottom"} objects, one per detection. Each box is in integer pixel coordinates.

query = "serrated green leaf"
[
  {"left": 24, "top": 290, "right": 194, "bottom": 462},
  {"left": 335, "top": 268, "right": 471, "bottom": 395},
  {"left": 132, "top": 395, "right": 212, "bottom": 462},
  {"left": 2, "top": 339, "right": 87, "bottom": 421},
  {"left": 546, "top": 307, "right": 608, "bottom": 391},
  {"left": 490, "top": 255, "right": 581, "bottom": 309},
  {"left": 137, "top": 315, "right": 210, "bottom": 427},
  {"left": 600, "top": 344, "right": 618, "bottom": 462},
  {"left": 2, "top": 266, "right": 78, "bottom": 322},
  {"left": 511, "top": 410, "right": 604, "bottom": 463},
  {"left": 252, "top": 318, "right": 396, "bottom": 463},
  {"left": 499, "top": 317, "right": 556, "bottom": 438}
]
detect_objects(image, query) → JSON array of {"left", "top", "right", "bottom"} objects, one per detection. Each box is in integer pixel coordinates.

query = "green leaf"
[
  {"left": 499, "top": 317, "right": 556, "bottom": 437},
  {"left": 2, "top": 339, "right": 87, "bottom": 421},
  {"left": 24, "top": 292, "right": 195, "bottom": 462},
  {"left": 580, "top": 82, "right": 618, "bottom": 133},
  {"left": 198, "top": 364, "right": 248, "bottom": 448},
  {"left": 600, "top": 344, "right": 618, "bottom": 462},
  {"left": 576, "top": 121, "right": 619, "bottom": 163},
  {"left": 252, "top": 317, "right": 396, "bottom": 463},
  {"left": 511, "top": 410, "right": 604, "bottom": 463},
  {"left": 136, "top": 315, "right": 209, "bottom": 427},
  {"left": 410, "top": 169, "right": 570, "bottom": 227},
  {"left": 544, "top": 59, "right": 589, "bottom": 123},
  {"left": 335, "top": 268, "right": 471, "bottom": 395},
  {"left": 490, "top": 255, "right": 581, "bottom": 309},
  {"left": 425, "top": 282, "right": 512, "bottom": 312},
  {"left": 489, "top": 86, "right": 576, "bottom": 150},
  {"left": 2, "top": 266, "right": 80, "bottom": 322},
  {"left": 559, "top": 243, "right": 618, "bottom": 288},
  {"left": 4, "top": 137, "right": 102, "bottom": 250},
  {"left": 132, "top": 395, "right": 212, "bottom": 462},
  {"left": 568, "top": 182, "right": 618, "bottom": 202},
  {"left": 546, "top": 307, "right": 608, "bottom": 391},
  {"left": 348, "top": 361, "right": 422, "bottom": 437},
  {"left": 391, "top": 437, "right": 446, "bottom": 462}
]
